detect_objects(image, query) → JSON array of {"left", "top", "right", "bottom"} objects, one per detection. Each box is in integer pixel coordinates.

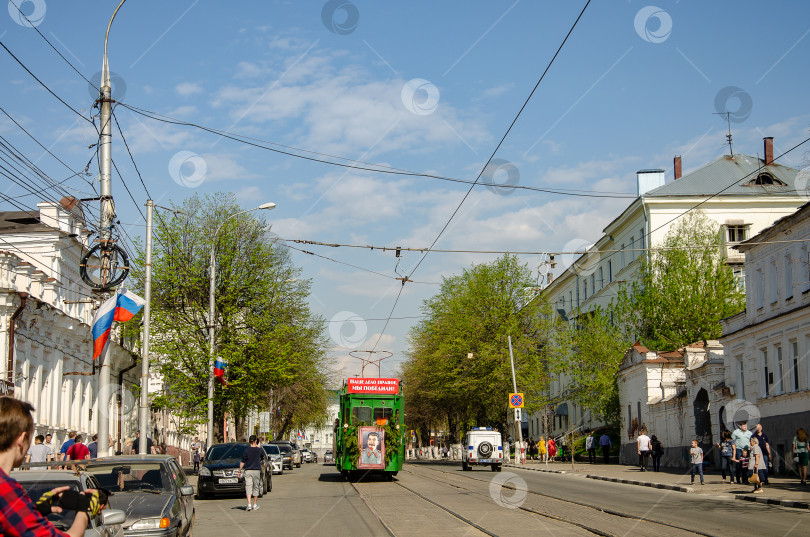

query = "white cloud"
[
  {"left": 213, "top": 51, "right": 489, "bottom": 158},
  {"left": 175, "top": 82, "right": 203, "bottom": 96}
]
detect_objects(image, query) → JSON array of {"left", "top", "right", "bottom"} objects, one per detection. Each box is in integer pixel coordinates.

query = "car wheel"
[
  {"left": 266, "top": 475, "right": 272, "bottom": 493},
  {"left": 196, "top": 489, "right": 208, "bottom": 500},
  {"left": 296, "top": 463, "right": 301, "bottom": 468},
  {"left": 491, "top": 464, "right": 501, "bottom": 472},
  {"left": 462, "top": 461, "right": 469, "bottom": 471}
]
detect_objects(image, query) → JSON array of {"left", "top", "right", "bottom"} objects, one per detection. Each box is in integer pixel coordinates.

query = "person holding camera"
[{"left": 0, "top": 396, "right": 100, "bottom": 537}]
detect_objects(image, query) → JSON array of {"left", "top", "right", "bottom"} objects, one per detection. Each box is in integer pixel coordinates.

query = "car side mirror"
[
  {"left": 180, "top": 485, "right": 195, "bottom": 496},
  {"left": 101, "top": 509, "right": 127, "bottom": 526}
]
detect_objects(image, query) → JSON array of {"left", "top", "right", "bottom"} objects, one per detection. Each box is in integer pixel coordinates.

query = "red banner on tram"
[{"left": 347, "top": 377, "right": 400, "bottom": 394}]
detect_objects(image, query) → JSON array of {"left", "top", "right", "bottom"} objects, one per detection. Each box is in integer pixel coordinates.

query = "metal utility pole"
[
  {"left": 207, "top": 244, "right": 216, "bottom": 449},
  {"left": 139, "top": 200, "right": 153, "bottom": 454},
  {"left": 508, "top": 335, "right": 523, "bottom": 461},
  {"left": 96, "top": 0, "right": 127, "bottom": 458}
]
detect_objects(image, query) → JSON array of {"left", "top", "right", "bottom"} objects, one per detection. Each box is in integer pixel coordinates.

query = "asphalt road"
[{"left": 190, "top": 461, "right": 807, "bottom": 537}]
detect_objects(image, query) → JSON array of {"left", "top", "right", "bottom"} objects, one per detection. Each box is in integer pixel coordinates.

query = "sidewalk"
[{"left": 505, "top": 459, "right": 810, "bottom": 510}]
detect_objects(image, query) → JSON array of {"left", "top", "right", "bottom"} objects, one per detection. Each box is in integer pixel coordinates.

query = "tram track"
[{"left": 399, "top": 465, "right": 710, "bottom": 537}]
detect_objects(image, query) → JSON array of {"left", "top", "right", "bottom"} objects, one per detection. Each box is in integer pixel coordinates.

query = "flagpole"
[
  {"left": 139, "top": 200, "right": 153, "bottom": 454},
  {"left": 98, "top": 329, "right": 112, "bottom": 456}
]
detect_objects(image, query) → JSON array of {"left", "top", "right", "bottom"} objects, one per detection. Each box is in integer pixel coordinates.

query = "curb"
[
  {"left": 505, "top": 464, "right": 810, "bottom": 510},
  {"left": 734, "top": 494, "right": 810, "bottom": 510},
  {"left": 585, "top": 474, "right": 693, "bottom": 493}
]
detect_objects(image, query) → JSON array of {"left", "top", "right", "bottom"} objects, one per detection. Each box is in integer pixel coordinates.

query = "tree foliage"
[
  {"left": 614, "top": 210, "right": 745, "bottom": 351},
  {"left": 130, "top": 192, "right": 330, "bottom": 439},
  {"left": 550, "top": 211, "right": 745, "bottom": 423},
  {"left": 548, "top": 308, "right": 629, "bottom": 426},
  {"left": 402, "top": 255, "right": 554, "bottom": 442}
]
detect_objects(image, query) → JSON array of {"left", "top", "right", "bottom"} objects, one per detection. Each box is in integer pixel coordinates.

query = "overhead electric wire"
[
  {"left": 280, "top": 242, "right": 438, "bottom": 284},
  {"left": 283, "top": 236, "right": 810, "bottom": 255},
  {"left": 0, "top": 40, "right": 93, "bottom": 124},
  {"left": 118, "top": 102, "right": 634, "bottom": 199},
  {"left": 368, "top": 0, "right": 593, "bottom": 354},
  {"left": 0, "top": 106, "right": 96, "bottom": 190},
  {"left": 7, "top": 0, "right": 98, "bottom": 91},
  {"left": 564, "top": 135, "right": 810, "bottom": 293}
]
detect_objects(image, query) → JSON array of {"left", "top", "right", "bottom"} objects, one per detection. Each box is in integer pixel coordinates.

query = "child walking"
[{"left": 690, "top": 440, "right": 704, "bottom": 485}]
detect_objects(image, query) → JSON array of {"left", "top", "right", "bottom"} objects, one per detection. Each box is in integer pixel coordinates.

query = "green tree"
[
  {"left": 614, "top": 210, "right": 745, "bottom": 350},
  {"left": 130, "top": 192, "right": 330, "bottom": 439},
  {"left": 548, "top": 307, "right": 629, "bottom": 425},
  {"left": 402, "top": 255, "right": 553, "bottom": 441},
  {"left": 550, "top": 211, "right": 745, "bottom": 423}
]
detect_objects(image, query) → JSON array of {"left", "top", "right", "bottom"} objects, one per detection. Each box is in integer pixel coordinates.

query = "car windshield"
[
  {"left": 86, "top": 463, "right": 171, "bottom": 493},
  {"left": 262, "top": 445, "right": 280, "bottom": 456},
  {"left": 273, "top": 444, "right": 292, "bottom": 454},
  {"left": 207, "top": 444, "right": 248, "bottom": 461},
  {"left": 17, "top": 480, "right": 80, "bottom": 529}
]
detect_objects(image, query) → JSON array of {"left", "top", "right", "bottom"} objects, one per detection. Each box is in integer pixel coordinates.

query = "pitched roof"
[{"left": 643, "top": 153, "right": 800, "bottom": 198}]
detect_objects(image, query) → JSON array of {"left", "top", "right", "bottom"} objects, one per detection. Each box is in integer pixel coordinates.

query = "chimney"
[
  {"left": 764, "top": 137, "right": 774, "bottom": 165},
  {"left": 673, "top": 155, "right": 682, "bottom": 180},
  {"left": 637, "top": 169, "right": 666, "bottom": 196}
]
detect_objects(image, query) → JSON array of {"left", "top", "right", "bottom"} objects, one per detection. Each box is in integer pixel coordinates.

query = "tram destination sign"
[{"left": 347, "top": 377, "right": 400, "bottom": 394}]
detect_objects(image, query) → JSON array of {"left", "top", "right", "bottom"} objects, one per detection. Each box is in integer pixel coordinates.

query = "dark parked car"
[
  {"left": 324, "top": 450, "right": 334, "bottom": 464},
  {"left": 196, "top": 443, "right": 270, "bottom": 499},
  {"left": 268, "top": 441, "right": 295, "bottom": 470},
  {"left": 86, "top": 455, "right": 195, "bottom": 537},
  {"left": 270, "top": 441, "right": 302, "bottom": 468},
  {"left": 12, "top": 468, "right": 127, "bottom": 537}
]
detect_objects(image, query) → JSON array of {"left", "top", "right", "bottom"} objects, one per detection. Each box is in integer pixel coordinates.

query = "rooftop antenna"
[{"left": 713, "top": 111, "right": 734, "bottom": 156}]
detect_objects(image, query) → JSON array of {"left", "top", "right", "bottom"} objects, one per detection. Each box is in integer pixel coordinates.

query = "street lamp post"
[
  {"left": 97, "top": 0, "right": 127, "bottom": 459},
  {"left": 207, "top": 203, "right": 276, "bottom": 449}
]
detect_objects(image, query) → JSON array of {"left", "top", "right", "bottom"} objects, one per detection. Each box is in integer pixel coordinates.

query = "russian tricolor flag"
[
  {"left": 91, "top": 288, "right": 145, "bottom": 360},
  {"left": 214, "top": 359, "right": 229, "bottom": 386}
]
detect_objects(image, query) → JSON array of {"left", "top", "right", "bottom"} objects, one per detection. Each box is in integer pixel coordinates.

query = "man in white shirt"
[{"left": 637, "top": 428, "right": 652, "bottom": 472}]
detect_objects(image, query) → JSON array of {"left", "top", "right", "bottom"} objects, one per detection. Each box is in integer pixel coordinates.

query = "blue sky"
[{"left": 2, "top": 1, "right": 809, "bottom": 379}]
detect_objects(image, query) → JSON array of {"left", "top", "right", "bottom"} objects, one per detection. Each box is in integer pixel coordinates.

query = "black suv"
[
  {"left": 197, "top": 443, "right": 270, "bottom": 499},
  {"left": 268, "top": 441, "right": 301, "bottom": 469}
]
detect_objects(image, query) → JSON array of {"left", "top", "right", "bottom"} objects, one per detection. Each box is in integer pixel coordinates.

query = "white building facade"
[
  {"left": 721, "top": 201, "right": 810, "bottom": 474},
  {"left": 0, "top": 199, "right": 140, "bottom": 453},
  {"left": 532, "top": 138, "right": 806, "bottom": 441}
]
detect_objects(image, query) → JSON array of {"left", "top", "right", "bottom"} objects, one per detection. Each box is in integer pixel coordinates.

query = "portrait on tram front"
[{"left": 358, "top": 427, "right": 385, "bottom": 469}]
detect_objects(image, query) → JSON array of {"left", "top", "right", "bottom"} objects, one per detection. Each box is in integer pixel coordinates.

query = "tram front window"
[
  {"left": 353, "top": 406, "right": 372, "bottom": 424},
  {"left": 373, "top": 407, "right": 393, "bottom": 425}
]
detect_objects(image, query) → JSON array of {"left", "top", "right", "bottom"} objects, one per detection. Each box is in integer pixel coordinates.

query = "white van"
[{"left": 462, "top": 427, "right": 503, "bottom": 471}]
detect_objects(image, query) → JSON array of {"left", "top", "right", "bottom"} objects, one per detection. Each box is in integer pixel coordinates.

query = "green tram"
[{"left": 333, "top": 377, "right": 405, "bottom": 480}]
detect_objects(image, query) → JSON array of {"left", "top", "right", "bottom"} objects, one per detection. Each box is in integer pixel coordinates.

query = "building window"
[
  {"left": 736, "top": 355, "right": 745, "bottom": 400},
  {"left": 637, "top": 401, "right": 642, "bottom": 431},
  {"left": 756, "top": 269, "right": 765, "bottom": 309},
  {"left": 590, "top": 274, "right": 596, "bottom": 296},
  {"left": 769, "top": 261, "right": 778, "bottom": 303},
  {"left": 791, "top": 340, "right": 799, "bottom": 392},
  {"left": 732, "top": 266, "right": 746, "bottom": 292},
  {"left": 620, "top": 244, "right": 626, "bottom": 268},
  {"left": 627, "top": 404, "right": 632, "bottom": 434},
  {"left": 568, "top": 291, "right": 573, "bottom": 310},
  {"left": 727, "top": 225, "right": 748, "bottom": 243},
  {"left": 775, "top": 345, "right": 784, "bottom": 395},
  {"left": 761, "top": 349, "right": 769, "bottom": 397},
  {"left": 608, "top": 261, "right": 613, "bottom": 282},
  {"left": 639, "top": 227, "right": 645, "bottom": 256},
  {"left": 785, "top": 253, "right": 794, "bottom": 300},
  {"left": 599, "top": 266, "right": 604, "bottom": 289},
  {"left": 583, "top": 280, "right": 588, "bottom": 300}
]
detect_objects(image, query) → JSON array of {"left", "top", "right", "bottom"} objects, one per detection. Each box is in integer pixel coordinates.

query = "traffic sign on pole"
[{"left": 509, "top": 393, "right": 524, "bottom": 408}]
